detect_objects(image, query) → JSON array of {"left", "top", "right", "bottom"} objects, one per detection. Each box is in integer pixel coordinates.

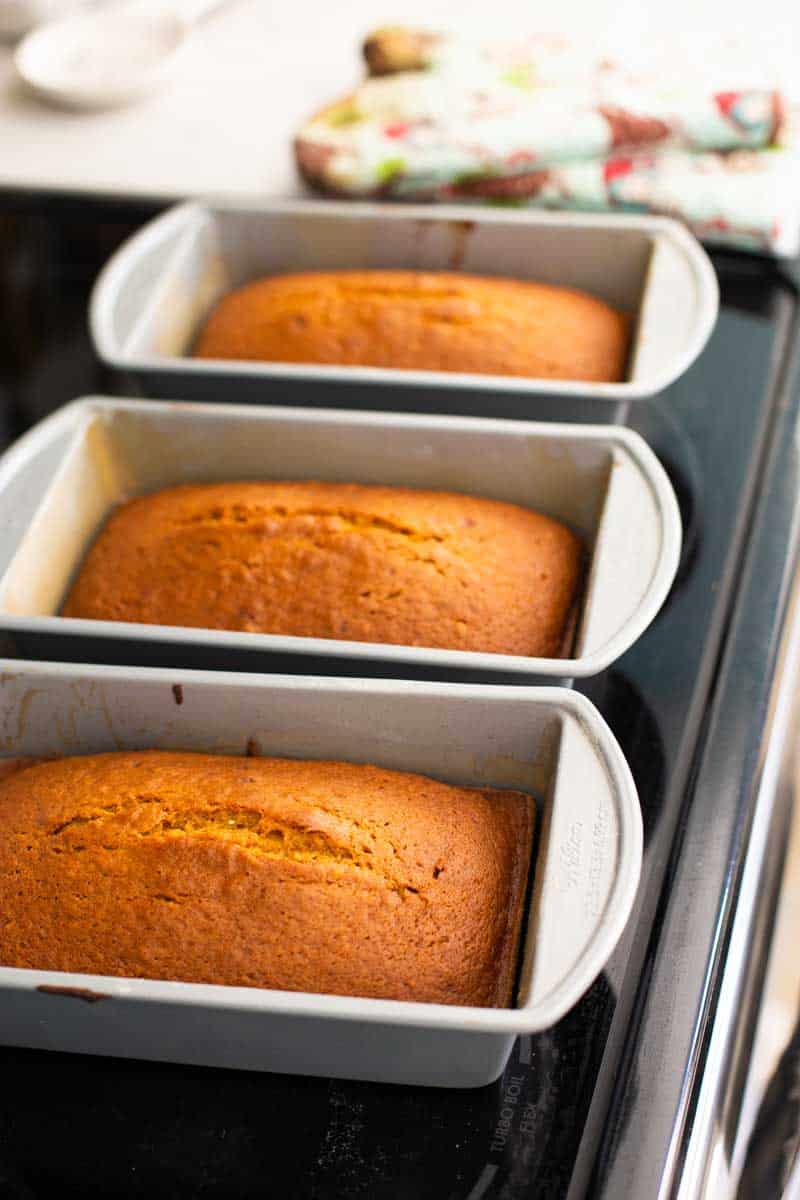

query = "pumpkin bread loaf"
[
  {"left": 61, "top": 480, "right": 583, "bottom": 658},
  {"left": 192, "top": 270, "right": 629, "bottom": 383},
  {"left": 0, "top": 751, "right": 534, "bottom": 1006}
]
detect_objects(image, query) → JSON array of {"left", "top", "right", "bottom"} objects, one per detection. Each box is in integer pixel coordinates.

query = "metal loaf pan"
[
  {"left": 89, "top": 200, "right": 718, "bottom": 410},
  {"left": 0, "top": 398, "right": 682, "bottom": 680},
  {"left": 0, "top": 662, "right": 642, "bottom": 1087}
]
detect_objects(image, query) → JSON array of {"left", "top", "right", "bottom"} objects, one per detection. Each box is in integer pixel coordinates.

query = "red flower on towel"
[
  {"left": 715, "top": 91, "right": 741, "bottom": 119},
  {"left": 603, "top": 157, "right": 634, "bottom": 183}
]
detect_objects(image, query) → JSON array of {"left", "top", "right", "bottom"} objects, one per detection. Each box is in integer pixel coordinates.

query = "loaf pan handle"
[
  {"left": 519, "top": 693, "right": 642, "bottom": 1025},
  {"left": 572, "top": 430, "right": 682, "bottom": 673},
  {"left": 89, "top": 202, "right": 224, "bottom": 367},
  {"left": 627, "top": 221, "right": 719, "bottom": 397}
]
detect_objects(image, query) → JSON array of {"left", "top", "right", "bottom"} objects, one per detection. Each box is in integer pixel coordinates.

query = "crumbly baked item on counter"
[
  {"left": 0, "top": 751, "right": 535, "bottom": 1006},
  {"left": 61, "top": 480, "right": 584, "bottom": 658},
  {"left": 192, "top": 270, "right": 629, "bottom": 384},
  {"left": 362, "top": 26, "right": 441, "bottom": 75}
]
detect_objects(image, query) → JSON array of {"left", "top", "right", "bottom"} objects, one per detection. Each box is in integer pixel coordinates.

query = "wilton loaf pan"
[
  {"left": 0, "top": 662, "right": 642, "bottom": 1087},
  {"left": 0, "top": 397, "right": 682, "bottom": 680},
  {"left": 89, "top": 200, "right": 718, "bottom": 409}
]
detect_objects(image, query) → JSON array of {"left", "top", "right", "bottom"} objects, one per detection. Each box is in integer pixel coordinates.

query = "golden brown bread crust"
[
  {"left": 192, "top": 270, "right": 629, "bottom": 384},
  {"left": 61, "top": 480, "right": 584, "bottom": 658},
  {"left": 0, "top": 751, "right": 534, "bottom": 1006}
]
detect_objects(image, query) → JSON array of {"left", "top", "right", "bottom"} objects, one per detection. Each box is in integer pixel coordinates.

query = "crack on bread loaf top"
[
  {"left": 234, "top": 274, "right": 598, "bottom": 310},
  {"left": 167, "top": 502, "right": 472, "bottom": 583},
  {"left": 251, "top": 278, "right": 481, "bottom": 305},
  {"left": 175, "top": 503, "right": 451, "bottom": 545},
  {"left": 48, "top": 798, "right": 426, "bottom": 899}
]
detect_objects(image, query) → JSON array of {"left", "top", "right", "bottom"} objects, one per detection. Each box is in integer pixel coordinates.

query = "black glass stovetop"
[{"left": 0, "top": 200, "right": 797, "bottom": 1200}]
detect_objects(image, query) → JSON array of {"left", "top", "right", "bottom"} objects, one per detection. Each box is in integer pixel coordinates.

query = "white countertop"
[{"left": 0, "top": 0, "right": 799, "bottom": 201}]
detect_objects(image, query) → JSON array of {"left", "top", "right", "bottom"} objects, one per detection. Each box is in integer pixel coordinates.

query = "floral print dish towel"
[{"left": 295, "top": 27, "right": 800, "bottom": 257}]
